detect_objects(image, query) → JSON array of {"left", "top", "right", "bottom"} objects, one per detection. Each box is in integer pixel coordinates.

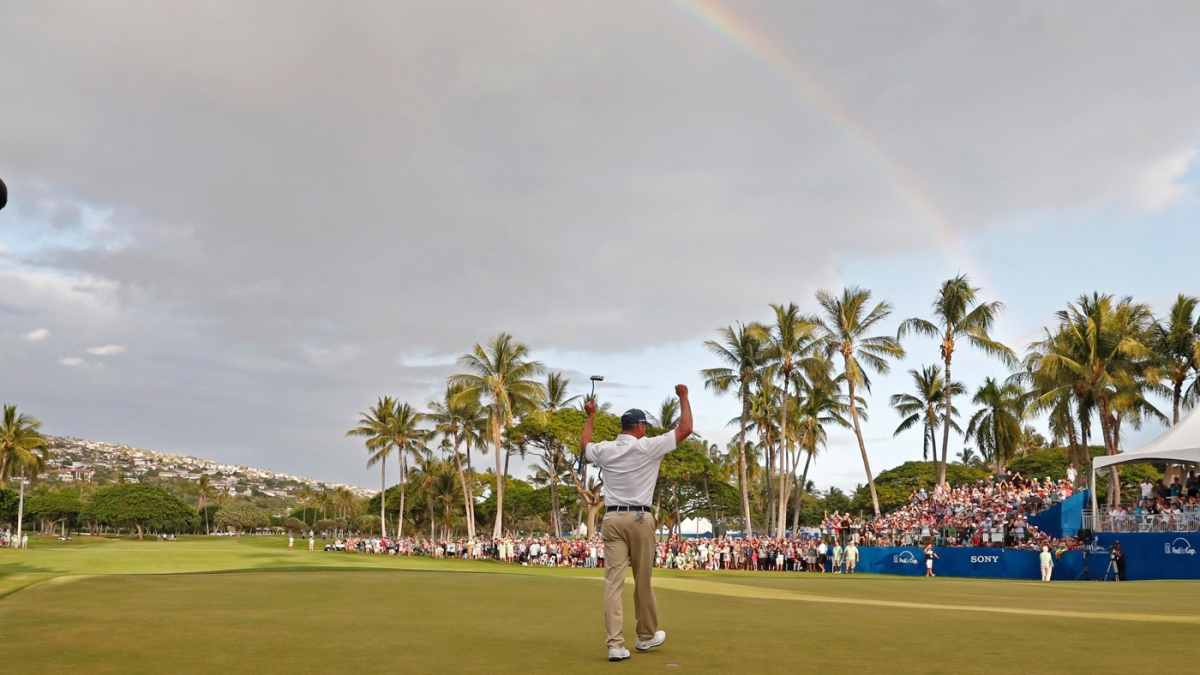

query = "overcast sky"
[{"left": 2, "top": 1, "right": 1199, "bottom": 493}]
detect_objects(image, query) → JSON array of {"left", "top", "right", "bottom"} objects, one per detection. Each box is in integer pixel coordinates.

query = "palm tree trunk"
[
  {"left": 939, "top": 349, "right": 954, "bottom": 485},
  {"left": 1097, "top": 397, "right": 1120, "bottom": 506},
  {"left": 549, "top": 478, "right": 560, "bottom": 536},
  {"left": 928, "top": 414, "right": 937, "bottom": 464},
  {"left": 776, "top": 375, "right": 791, "bottom": 538},
  {"left": 737, "top": 392, "right": 754, "bottom": 537},
  {"left": 452, "top": 435, "right": 475, "bottom": 540},
  {"left": 849, "top": 380, "right": 882, "bottom": 517},
  {"left": 380, "top": 462, "right": 388, "bottom": 539},
  {"left": 791, "top": 449, "right": 813, "bottom": 534},
  {"left": 16, "top": 470, "right": 26, "bottom": 548},
  {"left": 703, "top": 473, "right": 716, "bottom": 535},
  {"left": 768, "top": 439, "right": 777, "bottom": 533},
  {"left": 492, "top": 417, "right": 505, "bottom": 539},
  {"left": 398, "top": 455, "right": 407, "bottom": 538},
  {"left": 672, "top": 484, "right": 682, "bottom": 538}
]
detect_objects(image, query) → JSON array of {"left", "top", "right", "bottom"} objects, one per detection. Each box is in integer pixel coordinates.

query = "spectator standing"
[
  {"left": 924, "top": 543, "right": 939, "bottom": 577},
  {"left": 845, "top": 542, "right": 859, "bottom": 573}
]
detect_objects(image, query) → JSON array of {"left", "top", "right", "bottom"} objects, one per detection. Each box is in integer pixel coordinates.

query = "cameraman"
[{"left": 1111, "top": 540, "right": 1126, "bottom": 581}]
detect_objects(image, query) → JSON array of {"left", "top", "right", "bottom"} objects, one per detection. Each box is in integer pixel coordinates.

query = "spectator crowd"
[{"left": 317, "top": 473, "right": 1101, "bottom": 570}]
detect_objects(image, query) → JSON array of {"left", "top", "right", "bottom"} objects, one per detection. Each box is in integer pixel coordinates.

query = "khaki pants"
[{"left": 601, "top": 511, "right": 657, "bottom": 648}]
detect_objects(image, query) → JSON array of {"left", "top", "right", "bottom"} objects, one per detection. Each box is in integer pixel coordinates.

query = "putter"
[{"left": 578, "top": 375, "right": 604, "bottom": 475}]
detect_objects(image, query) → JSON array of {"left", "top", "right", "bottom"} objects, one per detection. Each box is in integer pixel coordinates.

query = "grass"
[{"left": 3, "top": 534, "right": 1199, "bottom": 674}]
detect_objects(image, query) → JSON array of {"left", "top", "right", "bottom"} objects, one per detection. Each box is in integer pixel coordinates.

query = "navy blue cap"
[{"left": 621, "top": 409, "right": 648, "bottom": 428}]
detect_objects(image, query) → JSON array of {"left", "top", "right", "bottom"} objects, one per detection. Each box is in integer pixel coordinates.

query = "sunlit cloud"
[{"left": 86, "top": 344, "right": 127, "bottom": 356}]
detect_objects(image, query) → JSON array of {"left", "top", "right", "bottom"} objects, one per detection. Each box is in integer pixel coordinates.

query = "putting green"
[{"left": 2, "top": 536, "right": 1198, "bottom": 674}]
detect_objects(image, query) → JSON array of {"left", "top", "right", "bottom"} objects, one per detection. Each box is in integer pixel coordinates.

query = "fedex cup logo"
[
  {"left": 1165, "top": 538, "right": 1196, "bottom": 556},
  {"left": 893, "top": 551, "right": 919, "bottom": 565}
]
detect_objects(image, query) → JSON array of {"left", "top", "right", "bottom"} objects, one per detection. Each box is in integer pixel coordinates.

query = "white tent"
[{"left": 1090, "top": 408, "right": 1200, "bottom": 516}]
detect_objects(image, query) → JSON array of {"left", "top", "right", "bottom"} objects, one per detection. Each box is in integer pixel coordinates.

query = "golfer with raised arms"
[{"left": 581, "top": 384, "right": 692, "bottom": 662}]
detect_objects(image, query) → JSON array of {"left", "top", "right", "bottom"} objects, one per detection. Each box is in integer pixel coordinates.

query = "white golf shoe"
[
  {"left": 635, "top": 630, "right": 667, "bottom": 652},
  {"left": 607, "top": 646, "right": 631, "bottom": 662}
]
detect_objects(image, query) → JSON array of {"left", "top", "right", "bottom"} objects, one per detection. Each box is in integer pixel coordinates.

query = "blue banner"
[
  {"left": 855, "top": 546, "right": 1040, "bottom": 579},
  {"left": 852, "top": 532, "right": 1200, "bottom": 581},
  {"left": 1026, "top": 489, "right": 1087, "bottom": 538}
]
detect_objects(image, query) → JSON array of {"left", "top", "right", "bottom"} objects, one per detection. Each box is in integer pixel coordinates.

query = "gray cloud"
[{"left": 2, "top": 1, "right": 1199, "bottom": 485}]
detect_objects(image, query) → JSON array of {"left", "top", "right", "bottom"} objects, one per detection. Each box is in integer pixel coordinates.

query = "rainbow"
[{"left": 662, "top": 0, "right": 981, "bottom": 275}]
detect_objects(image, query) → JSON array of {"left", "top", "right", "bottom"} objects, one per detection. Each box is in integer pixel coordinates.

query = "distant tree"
[
  {"left": 849, "top": 461, "right": 989, "bottom": 514},
  {"left": 26, "top": 488, "right": 85, "bottom": 537},
  {"left": 890, "top": 365, "right": 963, "bottom": 462},
  {"left": 450, "top": 333, "right": 546, "bottom": 538},
  {"left": 965, "top": 377, "right": 1028, "bottom": 474},
  {"left": 899, "top": 274, "right": 1014, "bottom": 485},
  {"left": 0, "top": 404, "right": 47, "bottom": 484},
  {"left": 84, "top": 483, "right": 197, "bottom": 539},
  {"left": 510, "top": 408, "right": 620, "bottom": 537},
  {"left": 702, "top": 322, "right": 767, "bottom": 536},
  {"left": 815, "top": 287, "right": 905, "bottom": 517},
  {"left": 347, "top": 397, "right": 430, "bottom": 538},
  {"left": 1151, "top": 294, "right": 1200, "bottom": 424},
  {"left": 213, "top": 499, "right": 271, "bottom": 534}
]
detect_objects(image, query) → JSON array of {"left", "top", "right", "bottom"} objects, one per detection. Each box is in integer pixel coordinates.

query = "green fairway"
[{"left": 3, "top": 536, "right": 1199, "bottom": 674}]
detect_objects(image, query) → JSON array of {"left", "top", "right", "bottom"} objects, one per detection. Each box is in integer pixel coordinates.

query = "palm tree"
[
  {"left": 754, "top": 303, "right": 821, "bottom": 537},
  {"left": 0, "top": 405, "right": 46, "bottom": 485},
  {"left": 744, "top": 378, "right": 780, "bottom": 533},
  {"left": 197, "top": 474, "right": 214, "bottom": 534},
  {"left": 449, "top": 333, "right": 546, "bottom": 538},
  {"left": 428, "top": 461, "right": 460, "bottom": 539},
  {"left": 297, "top": 483, "right": 318, "bottom": 527},
  {"left": 530, "top": 451, "right": 570, "bottom": 536},
  {"left": 899, "top": 274, "right": 1015, "bottom": 484},
  {"left": 814, "top": 287, "right": 905, "bottom": 517},
  {"left": 702, "top": 322, "right": 767, "bottom": 536},
  {"left": 427, "top": 383, "right": 489, "bottom": 539},
  {"left": 789, "top": 368, "right": 851, "bottom": 533},
  {"left": 541, "top": 373, "right": 581, "bottom": 412},
  {"left": 346, "top": 397, "right": 430, "bottom": 538},
  {"left": 1152, "top": 294, "right": 1200, "bottom": 424},
  {"left": 1, "top": 405, "right": 48, "bottom": 550},
  {"left": 1034, "top": 294, "right": 1157, "bottom": 502},
  {"left": 1025, "top": 326, "right": 1094, "bottom": 479},
  {"left": 965, "top": 377, "right": 1028, "bottom": 473},
  {"left": 890, "top": 365, "right": 963, "bottom": 462},
  {"left": 956, "top": 447, "right": 983, "bottom": 467},
  {"left": 649, "top": 397, "right": 680, "bottom": 429}
]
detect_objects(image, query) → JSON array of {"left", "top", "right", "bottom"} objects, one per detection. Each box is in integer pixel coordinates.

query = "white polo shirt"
[{"left": 585, "top": 432, "right": 677, "bottom": 507}]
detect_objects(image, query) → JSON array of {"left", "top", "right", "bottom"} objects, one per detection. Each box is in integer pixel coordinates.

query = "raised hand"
[{"left": 675, "top": 384, "right": 688, "bottom": 399}]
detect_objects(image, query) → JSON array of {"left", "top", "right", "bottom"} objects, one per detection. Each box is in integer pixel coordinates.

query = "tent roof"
[{"left": 1093, "top": 409, "right": 1200, "bottom": 471}]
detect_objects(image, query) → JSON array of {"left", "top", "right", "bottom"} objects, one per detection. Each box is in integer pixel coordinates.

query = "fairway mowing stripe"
[{"left": 651, "top": 578, "right": 1200, "bottom": 625}]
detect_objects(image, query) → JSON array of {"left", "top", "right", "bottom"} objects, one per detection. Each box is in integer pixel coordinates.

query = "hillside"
[{"left": 41, "top": 435, "right": 374, "bottom": 499}]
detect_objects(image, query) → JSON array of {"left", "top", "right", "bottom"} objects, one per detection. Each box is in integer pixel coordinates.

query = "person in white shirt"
[
  {"left": 582, "top": 384, "right": 692, "bottom": 662},
  {"left": 1039, "top": 545, "right": 1054, "bottom": 581}
]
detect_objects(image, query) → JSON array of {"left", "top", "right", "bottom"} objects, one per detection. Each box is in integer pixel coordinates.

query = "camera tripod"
[
  {"left": 1075, "top": 550, "right": 1095, "bottom": 581},
  {"left": 1103, "top": 556, "right": 1120, "bottom": 581}
]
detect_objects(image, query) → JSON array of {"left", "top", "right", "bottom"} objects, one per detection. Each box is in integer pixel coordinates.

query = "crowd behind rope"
[{"left": 320, "top": 473, "right": 1106, "bottom": 569}]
